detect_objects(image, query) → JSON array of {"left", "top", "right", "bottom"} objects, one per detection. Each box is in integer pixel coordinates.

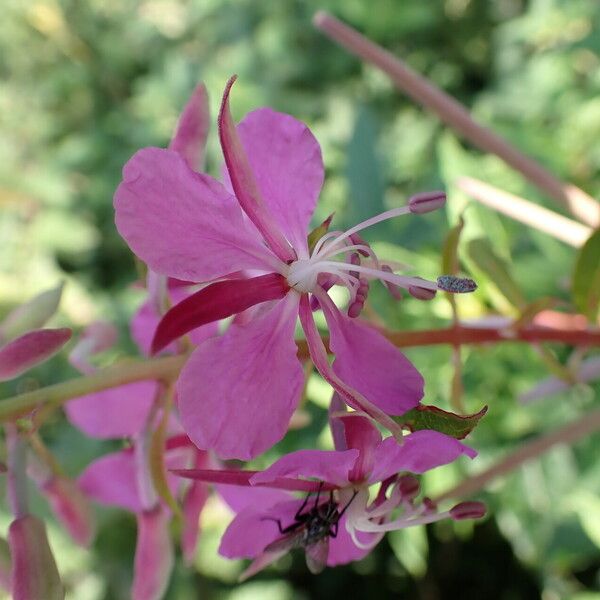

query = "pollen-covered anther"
[{"left": 437, "top": 275, "right": 477, "bottom": 293}]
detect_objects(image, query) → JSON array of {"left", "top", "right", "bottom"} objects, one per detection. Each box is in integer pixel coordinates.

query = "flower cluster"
[{"left": 1, "top": 77, "right": 483, "bottom": 598}]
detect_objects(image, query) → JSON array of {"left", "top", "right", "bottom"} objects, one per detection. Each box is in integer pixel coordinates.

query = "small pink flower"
[
  {"left": 114, "top": 77, "right": 474, "bottom": 460},
  {"left": 174, "top": 413, "right": 482, "bottom": 578}
]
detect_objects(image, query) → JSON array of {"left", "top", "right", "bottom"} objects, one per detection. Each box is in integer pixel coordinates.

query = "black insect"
[{"left": 263, "top": 484, "right": 358, "bottom": 574}]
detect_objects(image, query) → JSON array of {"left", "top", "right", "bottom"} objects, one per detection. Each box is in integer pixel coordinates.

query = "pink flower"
[
  {"left": 114, "top": 76, "right": 475, "bottom": 460},
  {"left": 174, "top": 412, "right": 483, "bottom": 579}
]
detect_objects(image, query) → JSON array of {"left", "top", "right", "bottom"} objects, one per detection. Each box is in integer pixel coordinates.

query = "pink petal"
[
  {"left": 168, "top": 83, "right": 210, "bottom": 171},
  {"left": 367, "top": 430, "right": 477, "bottom": 484},
  {"left": 178, "top": 294, "right": 304, "bottom": 460},
  {"left": 250, "top": 449, "right": 358, "bottom": 488},
  {"left": 336, "top": 414, "right": 381, "bottom": 483},
  {"left": 320, "top": 294, "right": 424, "bottom": 415},
  {"left": 0, "top": 328, "right": 71, "bottom": 381},
  {"left": 131, "top": 296, "right": 218, "bottom": 357},
  {"left": 78, "top": 450, "right": 142, "bottom": 512},
  {"left": 298, "top": 294, "right": 402, "bottom": 436},
  {"left": 114, "top": 147, "right": 280, "bottom": 282},
  {"left": 41, "top": 476, "right": 96, "bottom": 547},
  {"left": 132, "top": 507, "right": 174, "bottom": 600},
  {"left": 216, "top": 483, "right": 290, "bottom": 514},
  {"left": 172, "top": 468, "right": 335, "bottom": 492},
  {"left": 180, "top": 451, "right": 210, "bottom": 565},
  {"left": 65, "top": 381, "right": 157, "bottom": 439},
  {"left": 219, "top": 499, "right": 299, "bottom": 559},
  {"left": 327, "top": 514, "right": 376, "bottom": 566},
  {"left": 151, "top": 273, "right": 289, "bottom": 354},
  {"left": 222, "top": 107, "right": 324, "bottom": 253},
  {"left": 218, "top": 76, "right": 296, "bottom": 262},
  {"left": 9, "top": 515, "right": 63, "bottom": 600}
]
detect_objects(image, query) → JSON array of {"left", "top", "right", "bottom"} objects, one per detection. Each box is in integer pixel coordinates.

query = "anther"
[
  {"left": 450, "top": 501, "right": 486, "bottom": 520},
  {"left": 436, "top": 275, "right": 477, "bottom": 293},
  {"left": 408, "top": 191, "right": 447, "bottom": 214}
]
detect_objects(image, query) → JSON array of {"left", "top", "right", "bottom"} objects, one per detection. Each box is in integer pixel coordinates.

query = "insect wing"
[
  {"left": 264, "top": 529, "right": 304, "bottom": 554},
  {"left": 305, "top": 538, "right": 329, "bottom": 574}
]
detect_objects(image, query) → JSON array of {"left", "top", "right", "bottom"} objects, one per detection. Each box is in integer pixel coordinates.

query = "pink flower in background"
[
  {"left": 174, "top": 411, "right": 482, "bottom": 579},
  {"left": 114, "top": 76, "right": 475, "bottom": 460}
]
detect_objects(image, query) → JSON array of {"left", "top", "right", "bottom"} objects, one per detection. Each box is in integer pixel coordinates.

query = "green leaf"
[
  {"left": 346, "top": 106, "right": 386, "bottom": 227},
  {"left": 467, "top": 238, "right": 526, "bottom": 308},
  {"left": 442, "top": 215, "right": 465, "bottom": 275},
  {"left": 572, "top": 228, "right": 600, "bottom": 321},
  {"left": 394, "top": 404, "right": 488, "bottom": 439}
]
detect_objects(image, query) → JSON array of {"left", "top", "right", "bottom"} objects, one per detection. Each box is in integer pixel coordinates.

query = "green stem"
[
  {"left": 0, "top": 355, "right": 186, "bottom": 421},
  {"left": 1, "top": 324, "right": 599, "bottom": 423}
]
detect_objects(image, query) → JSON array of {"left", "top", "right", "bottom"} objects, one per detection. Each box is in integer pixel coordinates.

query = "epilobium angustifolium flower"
[{"left": 114, "top": 76, "right": 476, "bottom": 460}]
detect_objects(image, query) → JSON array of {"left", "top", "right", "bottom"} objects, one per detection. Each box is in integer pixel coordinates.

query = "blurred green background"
[{"left": 1, "top": 0, "right": 600, "bottom": 598}]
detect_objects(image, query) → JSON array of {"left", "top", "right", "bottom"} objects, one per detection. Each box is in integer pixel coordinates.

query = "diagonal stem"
[
  {"left": 313, "top": 11, "right": 600, "bottom": 228},
  {"left": 434, "top": 408, "right": 600, "bottom": 502}
]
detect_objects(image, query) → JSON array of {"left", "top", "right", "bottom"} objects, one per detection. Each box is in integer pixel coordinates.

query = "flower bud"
[
  {"left": 450, "top": 501, "right": 487, "bottom": 520},
  {"left": 408, "top": 191, "right": 446, "bottom": 215},
  {"left": 41, "top": 476, "right": 96, "bottom": 547},
  {"left": 0, "top": 284, "right": 64, "bottom": 343},
  {"left": 8, "top": 515, "right": 64, "bottom": 600},
  {"left": 132, "top": 507, "right": 174, "bottom": 600}
]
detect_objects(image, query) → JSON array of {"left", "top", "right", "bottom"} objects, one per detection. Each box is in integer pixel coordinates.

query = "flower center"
[{"left": 285, "top": 196, "right": 476, "bottom": 311}]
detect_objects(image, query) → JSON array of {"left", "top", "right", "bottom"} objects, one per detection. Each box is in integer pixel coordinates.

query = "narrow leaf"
[
  {"left": 467, "top": 238, "right": 525, "bottom": 308},
  {"left": 572, "top": 228, "right": 600, "bottom": 320},
  {"left": 394, "top": 404, "right": 488, "bottom": 439}
]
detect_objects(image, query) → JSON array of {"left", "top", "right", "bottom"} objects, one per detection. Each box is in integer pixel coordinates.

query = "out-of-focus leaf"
[
  {"left": 572, "top": 228, "right": 600, "bottom": 321},
  {"left": 511, "top": 297, "right": 559, "bottom": 330},
  {"left": 442, "top": 215, "right": 465, "bottom": 275},
  {"left": 394, "top": 404, "right": 487, "bottom": 439},
  {"left": 388, "top": 525, "right": 428, "bottom": 578},
  {"left": 0, "top": 284, "right": 64, "bottom": 343},
  {"left": 346, "top": 106, "right": 386, "bottom": 226},
  {"left": 467, "top": 238, "right": 525, "bottom": 308}
]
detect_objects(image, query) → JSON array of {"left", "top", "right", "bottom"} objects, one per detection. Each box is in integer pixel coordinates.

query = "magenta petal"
[
  {"left": 181, "top": 480, "right": 208, "bottom": 565},
  {"left": 336, "top": 414, "right": 381, "bottom": 483},
  {"left": 168, "top": 83, "right": 210, "bottom": 171},
  {"left": 41, "top": 476, "right": 96, "bottom": 547},
  {"left": 9, "top": 515, "right": 63, "bottom": 600},
  {"left": 0, "top": 328, "right": 71, "bottom": 381},
  {"left": 298, "top": 294, "right": 402, "bottom": 436},
  {"left": 78, "top": 450, "right": 142, "bottom": 512},
  {"left": 151, "top": 273, "right": 289, "bottom": 354},
  {"left": 223, "top": 107, "right": 324, "bottom": 252},
  {"left": 114, "top": 147, "right": 280, "bottom": 282},
  {"left": 250, "top": 449, "right": 358, "bottom": 488},
  {"left": 218, "top": 76, "right": 296, "bottom": 262},
  {"left": 216, "top": 483, "right": 290, "bottom": 514},
  {"left": 178, "top": 294, "right": 304, "bottom": 460},
  {"left": 65, "top": 381, "right": 157, "bottom": 439},
  {"left": 320, "top": 293, "right": 424, "bottom": 415},
  {"left": 219, "top": 499, "right": 299, "bottom": 559},
  {"left": 368, "top": 430, "right": 477, "bottom": 484},
  {"left": 132, "top": 507, "right": 174, "bottom": 600}
]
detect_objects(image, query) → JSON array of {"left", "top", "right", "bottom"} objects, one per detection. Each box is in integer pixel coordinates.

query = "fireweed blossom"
[
  {"left": 174, "top": 410, "right": 483, "bottom": 579},
  {"left": 114, "top": 76, "right": 476, "bottom": 460}
]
